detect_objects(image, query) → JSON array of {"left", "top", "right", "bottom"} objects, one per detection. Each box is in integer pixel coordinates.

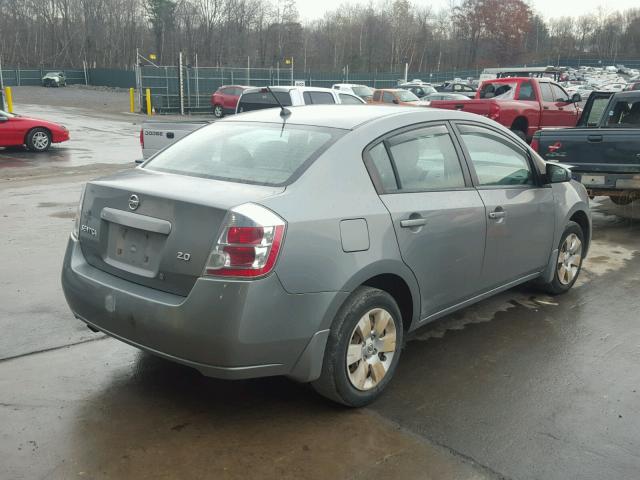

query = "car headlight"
[{"left": 72, "top": 185, "right": 86, "bottom": 240}]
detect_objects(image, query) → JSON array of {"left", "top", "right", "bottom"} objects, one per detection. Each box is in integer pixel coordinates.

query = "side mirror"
[
  {"left": 546, "top": 163, "right": 571, "bottom": 183},
  {"left": 571, "top": 93, "right": 582, "bottom": 103},
  {"left": 392, "top": 99, "right": 399, "bottom": 104},
  {"left": 0, "top": 116, "right": 8, "bottom": 123}
]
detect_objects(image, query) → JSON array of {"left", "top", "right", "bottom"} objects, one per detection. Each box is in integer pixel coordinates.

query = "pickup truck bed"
[{"left": 532, "top": 90, "right": 640, "bottom": 203}]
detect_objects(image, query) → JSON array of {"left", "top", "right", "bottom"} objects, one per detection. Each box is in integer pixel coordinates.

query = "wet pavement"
[{"left": 1, "top": 96, "right": 640, "bottom": 479}]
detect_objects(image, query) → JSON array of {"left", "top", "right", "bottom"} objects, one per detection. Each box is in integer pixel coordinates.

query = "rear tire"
[
  {"left": 311, "top": 286, "right": 403, "bottom": 407},
  {"left": 26, "top": 128, "right": 52, "bottom": 152},
  {"left": 213, "top": 104, "right": 224, "bottom": 118},
  {"left": 539, "top": 221, "right": 584, "bottom": 295}
]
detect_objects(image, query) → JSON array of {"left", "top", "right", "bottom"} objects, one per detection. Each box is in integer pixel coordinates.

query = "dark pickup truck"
[{"left": 532, "top": 90, "right": 640, "bottom": 204}]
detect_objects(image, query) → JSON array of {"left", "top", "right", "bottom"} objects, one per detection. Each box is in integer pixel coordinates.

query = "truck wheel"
[
  {"left": 539, "top": 221, "right": 584, "bottom": 295},
  {"left": 213, "top": 105, "right": 224, "bottom": 118},
  {"left": 610, "top": 194, "right": 633, "bottom": 206},
  {"left": 26, "top": 128, "right": 52, "bottom": 152},
  {"left": 311, "top": 286, "right": 403, "bottom": 407}
]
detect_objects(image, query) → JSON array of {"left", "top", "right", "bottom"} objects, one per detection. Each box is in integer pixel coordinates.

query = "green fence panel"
[{"left": 89, "top": 68, "right": 135, "bottom": 88}]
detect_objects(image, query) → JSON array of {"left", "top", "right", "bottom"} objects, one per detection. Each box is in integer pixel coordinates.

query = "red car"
[
  {"left": 210, "top": 85, "right": 250, "bottom": 118},
  {"left": 0, "top": 109, "right": 69, "bottom": 152}
]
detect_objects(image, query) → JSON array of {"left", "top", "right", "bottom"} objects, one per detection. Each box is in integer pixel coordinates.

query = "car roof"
[
  {"left": 332, "top": 83, "right": 368, "bottom": 87},
  {"left": 222, "top": 104, "right": 488, "bottom": 130},
  {"left": 374, "top": 88, "right": 402, "bottom": 92},
  {"left": 243, "top": 86, "right": 336, "bottom": 94}
]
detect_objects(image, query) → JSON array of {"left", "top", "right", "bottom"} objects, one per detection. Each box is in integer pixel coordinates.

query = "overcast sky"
[{"left": 297, "top": 0, "right": 639, "bottom": 22}]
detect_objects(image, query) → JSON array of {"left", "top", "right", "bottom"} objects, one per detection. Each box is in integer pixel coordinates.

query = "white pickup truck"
[{"left": 139, "top": 86, "right": 365, "bottom": 160}]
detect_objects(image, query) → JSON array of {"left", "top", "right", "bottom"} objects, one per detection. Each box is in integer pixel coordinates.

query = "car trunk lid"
[{"left": 78, "top": 168, "right": 284, "bottom": 296}]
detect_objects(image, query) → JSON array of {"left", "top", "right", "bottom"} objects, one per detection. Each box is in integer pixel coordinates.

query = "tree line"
[{"left": 1, "top": 0, "right": 639, "bottom": 73}]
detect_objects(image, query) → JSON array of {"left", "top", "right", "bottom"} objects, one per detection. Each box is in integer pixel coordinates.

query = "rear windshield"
[
  {"left": 479, "top": 82, "right": 517, "bottom": 99},
  {"left": 144, "top": 122, "right": 345, "bottom": 186},
  {"left": 237, "top": 91, "right": 292, "bottom": 113}
]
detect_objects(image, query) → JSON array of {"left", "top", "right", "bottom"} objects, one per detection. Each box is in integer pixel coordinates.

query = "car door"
[
  {"left": 365, "top": 123, "right": 487, "bottom": 319},
  {"left": 454, "top": 123, "right": 555, "bottom": 289},
  {"left": 550, "top": 83, "right": 579, "bottom": 127},
  {"left": 0, "top": 113, "right": 22, "bottom": 146},
  {"left": 222, "top": 88, "right": 237, "bottom": 112},
  {"left": 539, "top": 82, "right": 565, "bottom": 127}
]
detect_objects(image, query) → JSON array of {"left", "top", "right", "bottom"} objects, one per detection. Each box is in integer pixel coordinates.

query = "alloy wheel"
[
  {"left": 557, "top": 233, "right": 582, "bottom": 285},
  {"left": 32, "top": 131, "right": 50, "bottom": 151},
  {"left": 346, "top": 308, "right": 397, "bottom": 391}
]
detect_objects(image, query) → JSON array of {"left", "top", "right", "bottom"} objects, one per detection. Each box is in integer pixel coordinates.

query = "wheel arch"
[
  {"left": 511, "top": 116, "right": 528, "bottom": 133},
  {"left": 336, "top": 260, "right": 421, "bottom": 332},
  {"left": 24, "top": 126, "right": 52, "bottom": 146},
  {"left": 569, "top": 209, "right": 591, "bottom": 255}
]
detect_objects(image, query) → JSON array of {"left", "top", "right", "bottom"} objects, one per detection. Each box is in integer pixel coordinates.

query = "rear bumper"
[
  {"left": 572, "top": 172, "right": 640, "bottom": 193},
  {"left": 61, "top": 238, "right": 347, "bottom": 381}
]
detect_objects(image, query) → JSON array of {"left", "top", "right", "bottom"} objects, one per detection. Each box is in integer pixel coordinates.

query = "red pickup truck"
[{"left": 428, "top": 77, "right": 581, "bottom": 141}]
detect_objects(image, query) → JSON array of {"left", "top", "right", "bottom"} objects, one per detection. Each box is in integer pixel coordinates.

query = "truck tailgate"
[{"left": 141, "top": 121, "right": 209, "bottom": 159}]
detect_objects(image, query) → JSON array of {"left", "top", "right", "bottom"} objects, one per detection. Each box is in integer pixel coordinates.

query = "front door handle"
[
  {"left": 488, "top": 209, "right": 506, "bottom": 220},
  {"left": 400, "top": 218, "right": 426, "bottom": 228},
  {"left": 587, "top": 135, "right": 603, "bottom": 143}
]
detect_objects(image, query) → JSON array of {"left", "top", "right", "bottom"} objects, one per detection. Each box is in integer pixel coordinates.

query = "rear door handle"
[
  {"left": 400, "top": 218, "right": 426, "bottom": 228},
  {"left": 587, "top": 135, "right": 603, "bottom": 143},
  {"left": 454, "top": 104, "right": 465, "bottom": 110},
  {"left": 543, "top": 106, "right": 550, "bottom": 110}
]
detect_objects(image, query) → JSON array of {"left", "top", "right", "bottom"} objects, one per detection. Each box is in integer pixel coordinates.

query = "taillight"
[
  {"left": 204, "top": 203, "right": 286, "bottom": 278},
  {"left": 139, "top": 129, "right": 144, "bottom": 148},
  {"left": 530, "top": 136, "right": 540, "bottom": 152}
]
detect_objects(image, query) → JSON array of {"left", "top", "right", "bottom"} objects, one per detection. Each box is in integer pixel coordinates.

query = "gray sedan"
[{"left": 62, "top": 105, "right": 591, "bottom": 406}]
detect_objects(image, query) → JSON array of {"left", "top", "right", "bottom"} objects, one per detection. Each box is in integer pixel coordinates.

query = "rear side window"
[
  {"left": 303, "top": 91, "right": 336, "bottom": 104},
  {"left": 373, "top": 90, "right": 382, "bottom": 101},
  {"left": 237, "top": 91, "right": 292, "bottom": 112},
  {"left": 458, "top": 125, "right": 533, "bottom": 186},
  {"left": 368, "top": 143, "right": 398, "bottom": 192},
  {"left": 387, "top": 125, "right": 465, "bottom": 191},
  {"left": 583, "top": 96, "right": 610, "bottom": 126},
  {"left": 145, "top": 122, "right": 344, "bottom": 186}
]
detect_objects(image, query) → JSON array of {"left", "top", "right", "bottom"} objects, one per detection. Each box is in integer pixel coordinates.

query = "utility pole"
[
  {"left": 179, "top": 51, "right": 184, "bottom": 115},
  {"left": 291, "top": 57, "right": 294, "bottom": 86}
]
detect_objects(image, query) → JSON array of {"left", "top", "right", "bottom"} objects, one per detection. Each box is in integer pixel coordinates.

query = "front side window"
[
  {"left": 458, "top": 125, "right": 533, "bottom": 187},
  {"left": 145, "top": 122, "right": 344, "bottom": 186},
  {"left": 396, "top": 90, "right": 419, "bottom": 102},
  {"left": 382, "top": 92, "right": 395, "bottom": 103},
  {"left": 387, "top": 125, "right": 465, "bottom": 191},
  {"left": 518, "top": 81, "right": 536, "bottom": 101},
  {"left": 539, "top": 83, "right": 554, "bottom": 102},
  {"left": 551, "top": 84, "right": 569, "bottom": 102},
  {"left": 339, "top": 93, "right": 363, "bottom": 104}
]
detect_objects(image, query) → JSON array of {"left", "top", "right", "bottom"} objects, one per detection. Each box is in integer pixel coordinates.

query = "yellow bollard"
[
  {"left": 145, "top": 88, "right": 152, "bottom": 116},
  {"left": 129, "top": 88, "right": 135, "bottom": 113},
  {"left": 5, "top": 87, "right": 13, "bottom": 113}
]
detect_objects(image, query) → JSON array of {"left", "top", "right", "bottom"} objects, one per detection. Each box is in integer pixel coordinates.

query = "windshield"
[
  {"left": 351, "top": 86, "right": 374, "bottom": 98},
  {"left": 44, "top": 72, "right": 61, "bottom": 78},
  {"left": 145, "top": 122, "right": 345, "bottom": 186},
  {"left": 0, "top": 109, "right": 15, "bottom": 118},
  {"left": 397, "top": 90, "right": 420, "bottom": 102},
  {"left": 479, "top": 82, "right": 517, "bottom": 99}
]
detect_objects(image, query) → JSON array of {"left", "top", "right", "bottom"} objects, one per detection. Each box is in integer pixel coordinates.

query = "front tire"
[
  {"left": 540, "top": 221, "right": 584, "bottom": 295},
  {"left": 312, "top": 286, "right": 403, "bottom": 407},
  {"left": 26, "top": 128, "right": 52, "bottom": 152},
  {"left": 213, "top": 104, "right": 224, "bottom": 118}
]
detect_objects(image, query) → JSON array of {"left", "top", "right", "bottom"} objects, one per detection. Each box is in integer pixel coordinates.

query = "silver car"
[{"left": 62, "top": 105, "right": 591, "bottom": 406}]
